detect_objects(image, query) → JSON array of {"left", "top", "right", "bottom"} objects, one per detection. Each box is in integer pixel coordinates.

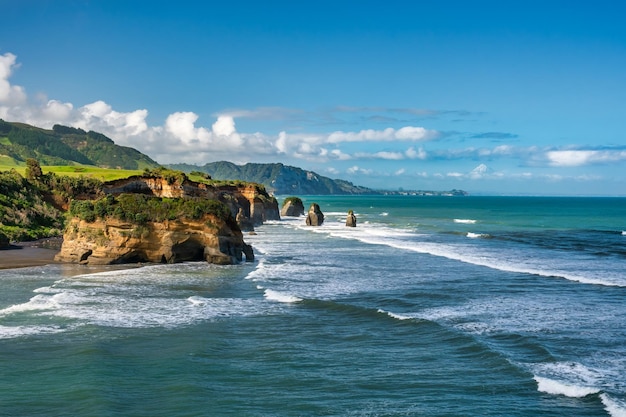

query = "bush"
[
  {"left": 282, "top": 196, "right": 303, "bottom": 208},
  {"left": 69, "top": 193, "right": 235, "bottom": 226}
]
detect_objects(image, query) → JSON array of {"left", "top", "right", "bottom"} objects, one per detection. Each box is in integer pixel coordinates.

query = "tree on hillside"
[{"left": 25, "top": 158, "right": 43, "bottom": 181}]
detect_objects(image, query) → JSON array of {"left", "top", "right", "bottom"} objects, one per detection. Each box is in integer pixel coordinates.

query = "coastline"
[{"left": 0, "top": 238, "right": 62, "bottom": 270}]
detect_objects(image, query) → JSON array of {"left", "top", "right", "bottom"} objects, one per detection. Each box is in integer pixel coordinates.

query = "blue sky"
[{"left": 1, "top": 1, "right": 625, "bottom": 195}]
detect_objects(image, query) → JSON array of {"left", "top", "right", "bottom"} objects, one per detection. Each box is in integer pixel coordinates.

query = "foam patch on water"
[
  {"left": 454, "top": 219, "right": 476, "bottom": 224},
  {"left": 0, "top": 324, "right": 66, "bottom": 339},
  {"left": 264, "top": 289, "right": 302, "bottom": 303},
  {"left": 534, "top": 376, "right": 599, "bottom": 398},
  {"left": 601, "top": 394, "right": 626, "bottom": 417},
  {"left": 532, "top": 362, "right": 604, "bottom": 398},
  {"left": 466, "top": 232, "right": 489, "bottom": 239},
  {"left": 377, "top": 309, "right": 412, "bottom": 321}
]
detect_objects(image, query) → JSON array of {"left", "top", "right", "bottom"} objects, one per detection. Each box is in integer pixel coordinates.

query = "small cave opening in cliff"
[
  {"left": 115, "top": 251, "right": 149, "bottom": 264},
  {"left": 171, "top": 239, "right": 205, "bottom": 262}
]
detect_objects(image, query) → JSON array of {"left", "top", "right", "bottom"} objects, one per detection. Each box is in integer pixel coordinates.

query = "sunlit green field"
[{"left": 0, "top": 162, "right": 143, "bottom": 181}]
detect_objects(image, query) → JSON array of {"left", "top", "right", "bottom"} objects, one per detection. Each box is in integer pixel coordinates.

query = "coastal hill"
[
  {"left": 169, "top": 161, "right": 375, "bottom": 195},
  {"left": 1, "top": 120, "right": 466, "bottom": 197},
  {"left": 0, "top": 119, "right": 159, "bottom": 170}
]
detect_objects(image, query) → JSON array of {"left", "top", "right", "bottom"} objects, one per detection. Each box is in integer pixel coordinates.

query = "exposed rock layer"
[{"left": 55, "top": 215, "right": 253, "bottom": 265}]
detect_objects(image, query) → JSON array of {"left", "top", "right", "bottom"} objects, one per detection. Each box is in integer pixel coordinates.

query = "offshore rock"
[
  {"left": 281, "top": 197, "right": 305, "bottom": 217},
  {"left": 55, "top": 215, "right": 253, "bottom": 266},
  {"left": 305, "top": 203, "right": 324, "bottom": 226},
  {"left": 345, "top": 210, "right": 357, "bottom": 227}
]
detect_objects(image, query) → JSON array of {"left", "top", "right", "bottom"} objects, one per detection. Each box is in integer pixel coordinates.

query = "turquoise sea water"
[{"left": 1, "top": 196, "right": 625, "bottom": 416}]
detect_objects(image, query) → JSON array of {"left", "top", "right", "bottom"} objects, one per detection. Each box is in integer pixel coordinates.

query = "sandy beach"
[{"left": 0, "top": 239, "right": 61, "bottom": 270}]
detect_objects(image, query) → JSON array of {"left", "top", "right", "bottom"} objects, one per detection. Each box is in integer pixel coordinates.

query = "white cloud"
[
  {"left": 347, "top": 165, "right": 373, "bottom": 175},
  {"left": 212, "top": 115, "right": 236, "bottom": 136},
  {"left": 327, "top": 126, "right": 438, "bottom": 143},
  {"left": 405, "top": 146, "right": 427, "bottom": 159},
  {"left": 545, "top": 150, "right": 626, "bottom": 167},
  {"left": 0, "top": 52, "right": 27, "bottom": 105},
  {"left": 373, "top": 151, "right": 405, "bottom": 160}
]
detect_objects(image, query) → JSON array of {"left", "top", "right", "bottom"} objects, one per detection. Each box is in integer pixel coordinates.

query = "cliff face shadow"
[{"left": 170, "top": 239, "right": 205, "bottom": 262}]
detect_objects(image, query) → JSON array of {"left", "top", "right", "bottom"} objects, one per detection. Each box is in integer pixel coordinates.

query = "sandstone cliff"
[
  {"left": 54, "top": 170, "right": 279, "bottom": 266},
  {"left": 55, "top": 216, "right": 252, "bottom": 265}
]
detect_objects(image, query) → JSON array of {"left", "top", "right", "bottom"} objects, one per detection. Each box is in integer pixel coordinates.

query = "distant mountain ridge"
[
  {"left": 169, "top": 161, "right": 375, "bottom": 195},
  {"left": 0, "top": 119, "right": 159, "bottom": 169},
  {"left": 0, "top": 120, "right": 466, "bottom": 196}
]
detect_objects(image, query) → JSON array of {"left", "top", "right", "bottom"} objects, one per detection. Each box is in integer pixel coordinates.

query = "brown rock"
[
  {"left": 305, "top": 203, "right": 324, "bottom": 226},
  {"left": 345, "top": 210, "right": 357, "bottom": 227},
  {"left": 281, "top": 198, "right": 305, "bottom": 217},
  {"left": 55, "top": 215, "right": 253, "bottom": 266}
]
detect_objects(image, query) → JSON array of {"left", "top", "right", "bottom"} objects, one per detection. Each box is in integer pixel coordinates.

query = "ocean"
[{"left": 1, "top": 195, "right": 625, "bottom": 416}]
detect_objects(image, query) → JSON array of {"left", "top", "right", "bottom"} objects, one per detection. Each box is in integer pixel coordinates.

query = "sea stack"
[
  {"left": 305, "top": 203, "right": 324, "bottom": 226},
  {"left": 345, "top": 210, "right": 357, "bottom": 227},
  {"left": 281, "top": 197, "right": 305, "bottom": 217}
]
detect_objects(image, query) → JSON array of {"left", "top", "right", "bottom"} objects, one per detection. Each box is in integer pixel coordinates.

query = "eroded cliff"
[{"left": 55, "top": 170, "right": 278, "bottom": 266}]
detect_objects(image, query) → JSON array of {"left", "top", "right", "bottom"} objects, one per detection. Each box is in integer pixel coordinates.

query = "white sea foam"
[
  {"left": 377, "top": 309, "right": 412, "bottom": 321},
  {"left": 0, "top": 292, "right": 71, "bottom": 316},
  {"left": 622, "top": 231, "right": 626, "bottom": 236},
  {"left": 534, "top": 376, "right": 599, "bottom": 398},
  {"left": 326, "top": 224, "right": 626, "bottom": 287},
  {"left": 187, "top": 296, "right": 208, "bottom": 306},
  {"left": 0, "top": 324, "right": 66, "bottom": 339},
  {"left": 531, "top": 361, "right": 606, "bottom": 399},
  {"left": 466, "top": 232, "right": 488, "bottom": 239},
  {"left": 380, "top": 212, "right": 389, "bottom": 216},
  {"left": 264, "top": 289, "right": 302, "bottom": 303},
  {"left": 601, "top": 394, "right": 626, "bottom": 417},
  {"left": 454, "top": 219, "right": 476, "bottom": 224}
]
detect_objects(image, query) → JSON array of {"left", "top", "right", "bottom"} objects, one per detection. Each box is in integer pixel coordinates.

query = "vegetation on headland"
[
  {"left": 0, "top": 160, "right": 105, "bottom": 241},
  {"left": 69, "top": 194, "right": 233, "bottom": 226},
  {"left": 0, "top": 162, "right": 254, "bottom": 243}
]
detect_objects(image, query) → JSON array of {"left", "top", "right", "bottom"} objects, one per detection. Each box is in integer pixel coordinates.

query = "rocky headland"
[{"left": 54, "top": 170, "right": 279, "bottom": 266}]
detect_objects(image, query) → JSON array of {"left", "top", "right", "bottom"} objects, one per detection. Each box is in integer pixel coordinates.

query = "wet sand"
[{"left": 0, "top": 239, "right": 61, "bottom": 270}]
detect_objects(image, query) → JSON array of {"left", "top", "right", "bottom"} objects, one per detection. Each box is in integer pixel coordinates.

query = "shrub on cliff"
[
  {"left": 70, "top": 194, "right": 236, "bottom": 228},
  {"left": 0, "top": 169, "right": 64, "bottom": 241}
]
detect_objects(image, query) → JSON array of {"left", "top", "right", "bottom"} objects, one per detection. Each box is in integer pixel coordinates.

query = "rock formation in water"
[
  {"left": 55, "top": 171, "right": 278, "bottom": 266},
  {"left": 281, "top": 197, "right": 305, "bottom": 217},
  {"left": 345, "top": 210, "right": 357, "bottom": 227},
  {"left": 55, "top": 216, "right": 253, "bottom": 265},
  {"left": 305, "top": 203, "right": 324, "bottom": 226}
]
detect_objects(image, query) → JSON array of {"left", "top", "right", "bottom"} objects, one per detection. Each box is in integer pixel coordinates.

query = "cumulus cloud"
[
  {"left": 545, "top": 149, "right": 626, "bottom": 167},
  {"left": 0, "top": 52, "right": 27, "bottom": 105},
  {"left": 347, "top": 165, "right": 373, "bottom": 175},
  {"left": 327, "top": 126, "right": 438, "bottom": 143},
  {"left": 405, "top": 146, "right": 427, "bottom": 159}
]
